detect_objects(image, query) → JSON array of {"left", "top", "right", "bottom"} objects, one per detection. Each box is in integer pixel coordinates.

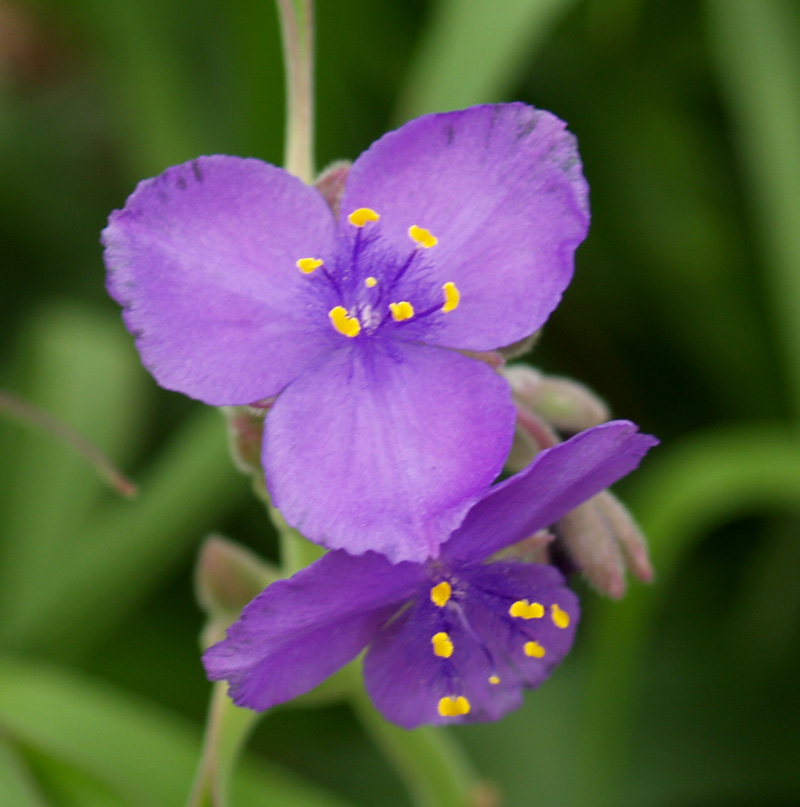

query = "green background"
[{"left": 1, "top": 0, "right": 798, "bottom": 804}]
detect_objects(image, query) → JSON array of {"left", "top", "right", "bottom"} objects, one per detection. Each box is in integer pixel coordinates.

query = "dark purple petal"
[
  {"left": 363, "top": 561, "right": 577, "bottom": 728},
  {"left": 103, "top": 156, "right": 340, "bottom": 405},
  {"left": 339, "top": 104, "right": 589, "bottom": 351},
  {"left": 443, "top": 421, "right": 658, "bottom": 562},
  {"left": 462, "top": 561, "right": 579, "bottom": 694},
  {"left": 204, "top": 550, "right": 423, "bottom": 711},
  {"left": 265, "top": 340, "right": 515, "bottom": 563}
]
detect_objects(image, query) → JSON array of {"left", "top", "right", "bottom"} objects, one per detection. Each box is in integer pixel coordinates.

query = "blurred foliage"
[{"left": 1, "top": 0, "right": 799, "bottom": 805}]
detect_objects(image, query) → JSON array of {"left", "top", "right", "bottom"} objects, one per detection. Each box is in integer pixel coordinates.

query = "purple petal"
[
  {"left": 265, "top": 340, "right": 515, "bottom": 563},
  {"left": 339, "top": 104, "right": 589, "bottom": 351},
  {"left": 103, "top": 156, "right": 340, "bottom": 405},
  {"left": 204, "top": 550, "right": 423, "bottom": 711},
  {"left": 363, "top": 561, "right": 577, "bottom": 728},
  {"left": 443, "top": 421, "right": 658, "bottom": 562}
]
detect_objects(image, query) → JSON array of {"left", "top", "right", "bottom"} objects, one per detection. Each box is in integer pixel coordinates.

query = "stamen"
[
  {"left": 442, "top": 281, "right": 460, "bottom": 313},
  {"left": 431, "top": 632, "right": 454, "bottom": 658},
  {"left": 438, "top": 695, "right": 471, "bottom": 717},
  {"left": 348, "top": 207, "right": 380, "bottom": 227},
  {"left": 296, "top": 257, "right": 323, "bottom": 274},
  {"left": 524, "top": 641, "right": 546, "bottom": 658},
  {"left": 409, "top": 225, "right": 438, "bottom": 248},
  {"left": 365, "top": 276, "right": 378, "bottom": 288},
  {"left": 430, "top": 581, "right": 451, "bottom": 607},
  {"left": 328, "top": 306, "right": 361, "bottom": 338},
  {"left": 488, "top": 675, "right": 501, "bottom": 685},
  {"left": 509, "top": 599, "right": 545, "bottom": 619},
  {"left": 551, "top": 604, "right": 570, "bottom": 629},
  {"left": 389, "top": 301, "right": 415, "bottom": 321}
]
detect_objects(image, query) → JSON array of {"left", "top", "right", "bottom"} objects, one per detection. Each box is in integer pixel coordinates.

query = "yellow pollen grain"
[
  {"left": 489, "top": 675, "right": 501, "bottom": 685},
  {"left": 365, "top": 276, "right": 378, "bottom": 288},
  {"left": 328, "top": 306, "right": 361, "bottom": 338},
  {"left": 296, "top": 257, "right": 323, "bottom": 274},
  {"left": 430, "top": 581, "right": 451, "bottom": 607},
  {"left": 438, "top": 695, "right": 471, "bottom": 717},
  {"left": 389, "top": 301, "right": 415, "bottom": 321},
  {"left": 524, "top": 641, "right": 546, "bottom": 658},
  {"left": 432, "top": 632, "right": 454, "bottom": 658},
  {"left": 551, "top": 604, "right": 570, "bottom": 629},
  {"left": 442, "top": 281, "right": 460, "bottom": 313},
  {"left": 348, "top": 207, "right": 380, "bottom": 227},
  {"left": 509, "top": 599, "right": 545, "bottom": 619},
  {"left": 409, "top": 225, "right": 438, "bottom": 248}
]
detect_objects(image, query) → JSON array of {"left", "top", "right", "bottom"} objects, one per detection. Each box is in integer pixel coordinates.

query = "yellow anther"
[
  {"left": 296, "top": 257, "right": 323, "bottom": 274},
  {"left": 348, "top": 207, "right": 380, "bottom": 227},
  {"left": 438, "top": 695, "right": 471, "bottom": 717},
  {"left": 524, "top": 641, "right": 546, "bottom": 658},
  {"left": 551, "top": 604, "right": 570, "bottom": 629},
  {"left": 509, "top": 599, "right": 545, "bottom": 619},
  {"left": 430, "top": 581, "right": 451, "bottom": 607},
  {"left": 365, "top": 276, "right": 378, "bottom": 288},
  {"left": 409, "top": 225, "right": 438, "bottom": 248},
  {"left": 389, "top": 301, "right": 415, "bottom": 321},
  {"left": 442, "top": 281, "right": 460, "bottom": 313},
  {"left": 432, "top": 632, "right": 454, "bottom": 658},
  {"left": 328, "top": 306, "right": 361, "bottom": 338},
  {"left": 488, "top": 675, "right": 501, "bottom": 685}
]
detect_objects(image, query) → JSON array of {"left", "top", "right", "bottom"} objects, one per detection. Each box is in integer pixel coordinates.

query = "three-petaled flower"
[
  {"left": 103, "top": 103, "right": 589, "bottom": 562},
  {"left": 204, "top": 422, "right": 656, "bottom": 727}
]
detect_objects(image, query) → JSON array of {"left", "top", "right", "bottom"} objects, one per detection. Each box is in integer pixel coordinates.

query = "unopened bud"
[
  {"left": 315, "top": 160, "right": 351, "bottom": 217},
  {"left": 556, "top": 496, "right": 627, "bottom": 599},
  {"left": 223, "top": 404, "right": 270, "bottom": 476},
  {"left": 506, "top": 406, "right": 560, "bottom": 473},
  {"left": 494, "top": 529, "right": 554, "bottom": 564},
  {"left": 195, "top": 535, "right": 280, "bottom": 646},
  {"left": 594, "top": 490, "right": 653, "bottom": 583},
  {"left": 503, "top": 365, "right": 610, "bottom": 434}
]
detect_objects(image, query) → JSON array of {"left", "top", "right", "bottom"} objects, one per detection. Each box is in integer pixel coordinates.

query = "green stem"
[
  {"left": 187, "top": 683, "right": 260, "bottom": 807},
  {"left": 276, "top": 0, "right": 315, "bottom": 182}
]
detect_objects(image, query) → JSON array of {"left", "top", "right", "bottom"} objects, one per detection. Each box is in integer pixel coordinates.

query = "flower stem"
[
  {"left": 187, "top": 681, "right": 260, "bottom": 807},
  {"left": 275, "top": 0, "right": 315, "bottom": 183},
  {"left": 348, "top": 673, "right": 485, "bottom": 807}
]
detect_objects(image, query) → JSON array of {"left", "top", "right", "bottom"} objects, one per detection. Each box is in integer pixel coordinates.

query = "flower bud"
[
  {"left": 502, "top": 364, "right": 610, "bottom": 434},
  {"left": 195, "top": 535, "right": 280, "bottom": 647},
  {"left": 223, "top": 404, "right": 269, "bottom": 476},
  {"left": 315, "top": 160, "right": 351, "bottom": 216},
  {"left": 555, "top": 496, "right": 627, "bottom": 599}
]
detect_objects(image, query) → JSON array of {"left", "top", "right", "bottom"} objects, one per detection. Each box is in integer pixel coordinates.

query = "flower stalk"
[{"left": 276, "top": 0, "right": 315, "bottom": 183}]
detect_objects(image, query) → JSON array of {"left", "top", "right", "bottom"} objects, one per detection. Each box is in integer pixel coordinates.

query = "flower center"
[{"left": 295, "top": 207, "right": 461, "bottom": 339}]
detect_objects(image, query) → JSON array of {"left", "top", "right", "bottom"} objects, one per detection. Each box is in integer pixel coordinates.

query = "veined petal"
[
  {"left": 103, "top": 156, "right": 339, "bottom": 405},
  {"left": 264, "top": 341, "right": 515, "bottom": 563},
  {"left": 340, "top": 104, "right": 589, "bottom": 351},
  {"left": 204, "top": 550, "right": 423, "bottom": 711},
  {"left": 443, "top": 421, "right": 658, "bottom": 563}
]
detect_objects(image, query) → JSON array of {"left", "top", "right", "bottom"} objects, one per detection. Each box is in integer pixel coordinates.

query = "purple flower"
[
  {"left": 103, "top": 103, "right": 589, "bottom": 563},
  {"left": 204, "top": 421, "right": 656, "bottom": 728}
]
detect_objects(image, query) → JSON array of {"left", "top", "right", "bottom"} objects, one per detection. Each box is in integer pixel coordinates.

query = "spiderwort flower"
[
  {"left": 204, "top": 421, "right": 656, "bottom": 727},
  {"left": 103, "top": 103, "right": 589, "bottom": 563}
]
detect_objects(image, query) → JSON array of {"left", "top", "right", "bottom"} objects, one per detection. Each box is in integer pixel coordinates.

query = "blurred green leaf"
[
  {"left": 707, "top": 0, "right": 800, "bottom": 413},
  {"left": 574, "top": 423, "right": 800, "bottom": 805},
  {"left": 0, "top": 303, "right": 148, "bottom": 649},
  {"left": 0, "top": 739, "right": 48, "bottom": 807},
  {"left": 0, "top": 656, "right": 355, "bottom": 807},
  {"left": 396, "top": 0, "right": 580, "bottom": 122}
]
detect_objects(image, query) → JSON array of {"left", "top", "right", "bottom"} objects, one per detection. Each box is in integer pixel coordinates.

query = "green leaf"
[
  {"left": 396, "top": 0, "right": 580, "bottom": 121},
  {"left": 0, "top": 656, "right": 355, "bottom": 807}
]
